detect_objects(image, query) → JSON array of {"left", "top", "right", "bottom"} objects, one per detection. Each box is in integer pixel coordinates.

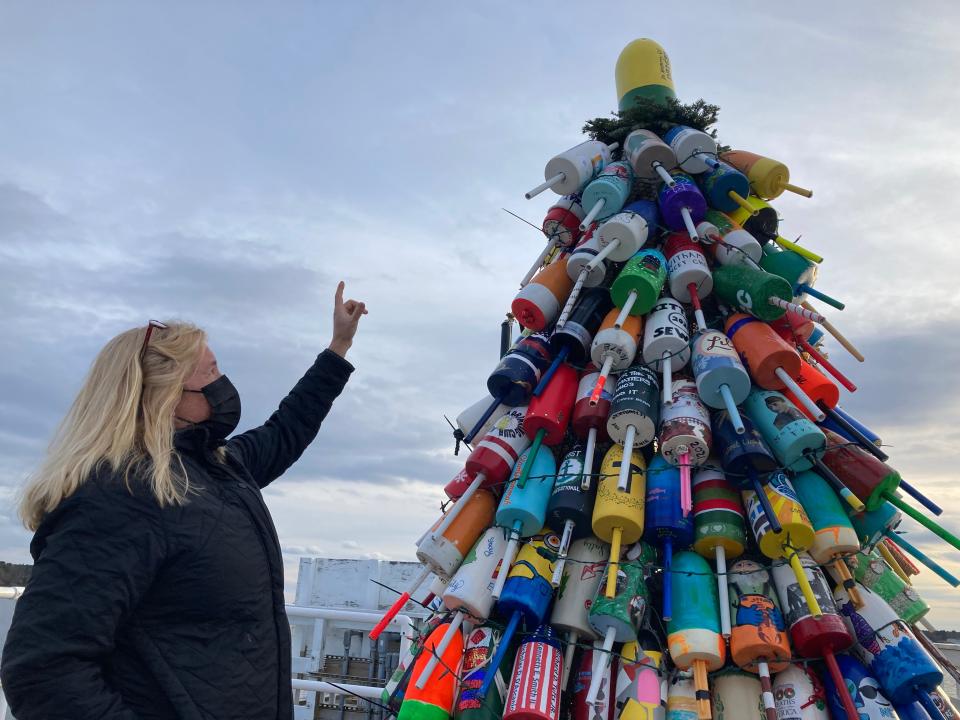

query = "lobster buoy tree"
[{"left": 378, "top": 36, "right": 960, "bottom": 720}]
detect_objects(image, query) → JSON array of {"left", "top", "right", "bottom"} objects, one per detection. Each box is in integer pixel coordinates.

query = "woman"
[{"left": 1, "top": 282, "right": 367, "bottom": 720}]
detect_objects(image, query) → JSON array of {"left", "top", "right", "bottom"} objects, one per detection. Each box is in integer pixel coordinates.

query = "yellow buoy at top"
[{"left": 616, "top": 39, "right": 677, "bottom": 111}]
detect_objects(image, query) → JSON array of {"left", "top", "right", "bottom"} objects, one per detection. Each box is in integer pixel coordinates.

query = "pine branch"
[{"left": 583, "top": 97, "right": 726, "bottom": 156}]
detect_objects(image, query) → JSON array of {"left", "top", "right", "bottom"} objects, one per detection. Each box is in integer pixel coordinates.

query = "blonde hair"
[{"left": 19, "top": 322, "right": 207, "bottom": 530}]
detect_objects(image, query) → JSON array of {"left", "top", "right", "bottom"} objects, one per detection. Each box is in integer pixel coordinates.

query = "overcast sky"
[{"left": 2, "top": 2, "right": 960, "bottom": 628}]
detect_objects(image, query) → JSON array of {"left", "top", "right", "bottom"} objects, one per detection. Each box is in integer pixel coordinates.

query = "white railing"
[{"left": 285, "top": 605, "right": 414, "bottom": 720}]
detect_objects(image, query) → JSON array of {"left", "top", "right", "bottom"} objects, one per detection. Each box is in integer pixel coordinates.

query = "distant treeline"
[
  {"left": 925, "top": 629, "right": 960, "bottom": 643},
  {"left": 0, "top": 562, "right": 31, "bottom": 587}
]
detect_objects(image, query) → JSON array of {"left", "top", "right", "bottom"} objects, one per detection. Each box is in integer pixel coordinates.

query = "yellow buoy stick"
[
  {"left": 783, "top": 182, "right": 813, "bottom": 198},
  {"left": 693, "top": 659, "right": 711, "bottom": 720},
  {"left": 787, "top": 549, "right": 823, "bottom": 618},
  {"left": 773, "top": 236, "right": 824, "bottom": 264},
  {"left": 831, "top": 558, "right": 863, "bottom": 608},
  {"left": 877, "top": 541, "right": 912, "bottom": 585},
  {"left": 606, "top": 526, "right": 623, "bottom": 598},
  {"left": 729, "top": 190, "right": 760, "bottom": 216}
]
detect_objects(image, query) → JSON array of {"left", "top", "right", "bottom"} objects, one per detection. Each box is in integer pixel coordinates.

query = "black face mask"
[{"left": 179, "top": 375, "right": 241, "bottom": 441}]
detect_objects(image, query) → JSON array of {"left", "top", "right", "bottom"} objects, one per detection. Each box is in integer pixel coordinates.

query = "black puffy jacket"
[{"left": 1, "top": 349, "right": 354, "bottom": 719}]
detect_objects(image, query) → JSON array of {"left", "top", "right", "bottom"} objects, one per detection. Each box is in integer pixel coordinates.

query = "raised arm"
[
  {"left": 228, "top": 281, "right": 366, "bottom": 487},
  {"left": 1, "top": 482, "right": 167, "bottom": 719}
]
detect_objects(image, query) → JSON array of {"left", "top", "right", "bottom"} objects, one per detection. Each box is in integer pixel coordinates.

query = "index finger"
[{"left": 335, "top": 281, "right": 345, "bottom": 306}]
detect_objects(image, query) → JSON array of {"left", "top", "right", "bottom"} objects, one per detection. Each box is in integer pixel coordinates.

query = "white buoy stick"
[
  {"left": 693, "top": 307, "right": 707, "bottom": 330},
  {"left": 586, "top": 626, "right": 617, "bottom": 708},
  {"left": 591, "top": 356, "right": 615, "bottom": 405},
  {"left": 768, "top": 297, "right": 824, "bottom": 324},
  {"left": 680, "top": 206, "right": 698, "bottom": 242},
  {"left": 407, "top": 565, "right": 432, "bottom": 598},
  {"left": 662, "top": 350, "right": 673, "bottom": 406},
  {"left": 582, "top": 427, "right": 597, "bottom": 491},
  {"left": 525, "top": 172, "right": 566, "bottom": 200},
  {"left": 614, "top": 290, "right": 638, "bottom": 328},
  {"left": 719, "top": 384, "right": 745, "bottom": 434},
  {"left": 551, "top": 518, "right": 576, "bottom": 587},
  {"left": 556, "top": 268, "right": 588, "bottom": 329},
  {"left": 579, "top": 198, "right": 606, "bottom": 231},
  {"left": 491, "top": 525, "right": 521, "bottom": 600},
  {"left": 585, "top": 238, "right": 621, "bottom": 271},
  {"left": 716, "top": 545, "right": 731, "bottom": 638},
  {"left": 617, "top": 425, "right": 637, "bottom": 491},
  {"left": 697, "top": 151, "right": 720, "bottom": 170},
  {"left": 652, "top": 162, "right": 675, "bottom": 186},
  {"left": 519, "top": 239, "right": 558, "bottom": 288},
  {"left": 431, "top": 473, "right": 484, "bottom": 541},
  {"left": 415, "top": 610, "right": 465, "bottom": 688},
  {"left": 758, "top": 659, "right": 776, "bottom": 718},
  {"left": 561, "top": 630, "right": 579, "bottom": 690},
  {"left": 774, "top": 367, "right": 826, "bottom": 421}
]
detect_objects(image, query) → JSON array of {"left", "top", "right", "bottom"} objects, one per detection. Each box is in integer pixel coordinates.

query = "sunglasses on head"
[{"left": 140, "top": 320, "right": 169, "bottom": 361}]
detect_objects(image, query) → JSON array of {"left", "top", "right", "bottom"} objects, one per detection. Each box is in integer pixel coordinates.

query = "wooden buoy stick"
[
  {"left": 806, "top": 305, "right": 864, "bottom": 361},
  {"left": 693, "top": 658, "right": 711, "bottom": 720},
  {"left": 831, "top": 558, "right": 863, "bottom": 607}
]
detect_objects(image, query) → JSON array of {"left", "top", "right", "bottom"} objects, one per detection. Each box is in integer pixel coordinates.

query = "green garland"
[{"left": 583, "top": 97, "right": 725, "bottom": 156}]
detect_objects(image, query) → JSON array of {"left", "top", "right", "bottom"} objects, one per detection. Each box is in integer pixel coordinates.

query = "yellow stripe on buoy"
[{"left": 616, "top": 39, "right": 677, "bottom": 111}]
